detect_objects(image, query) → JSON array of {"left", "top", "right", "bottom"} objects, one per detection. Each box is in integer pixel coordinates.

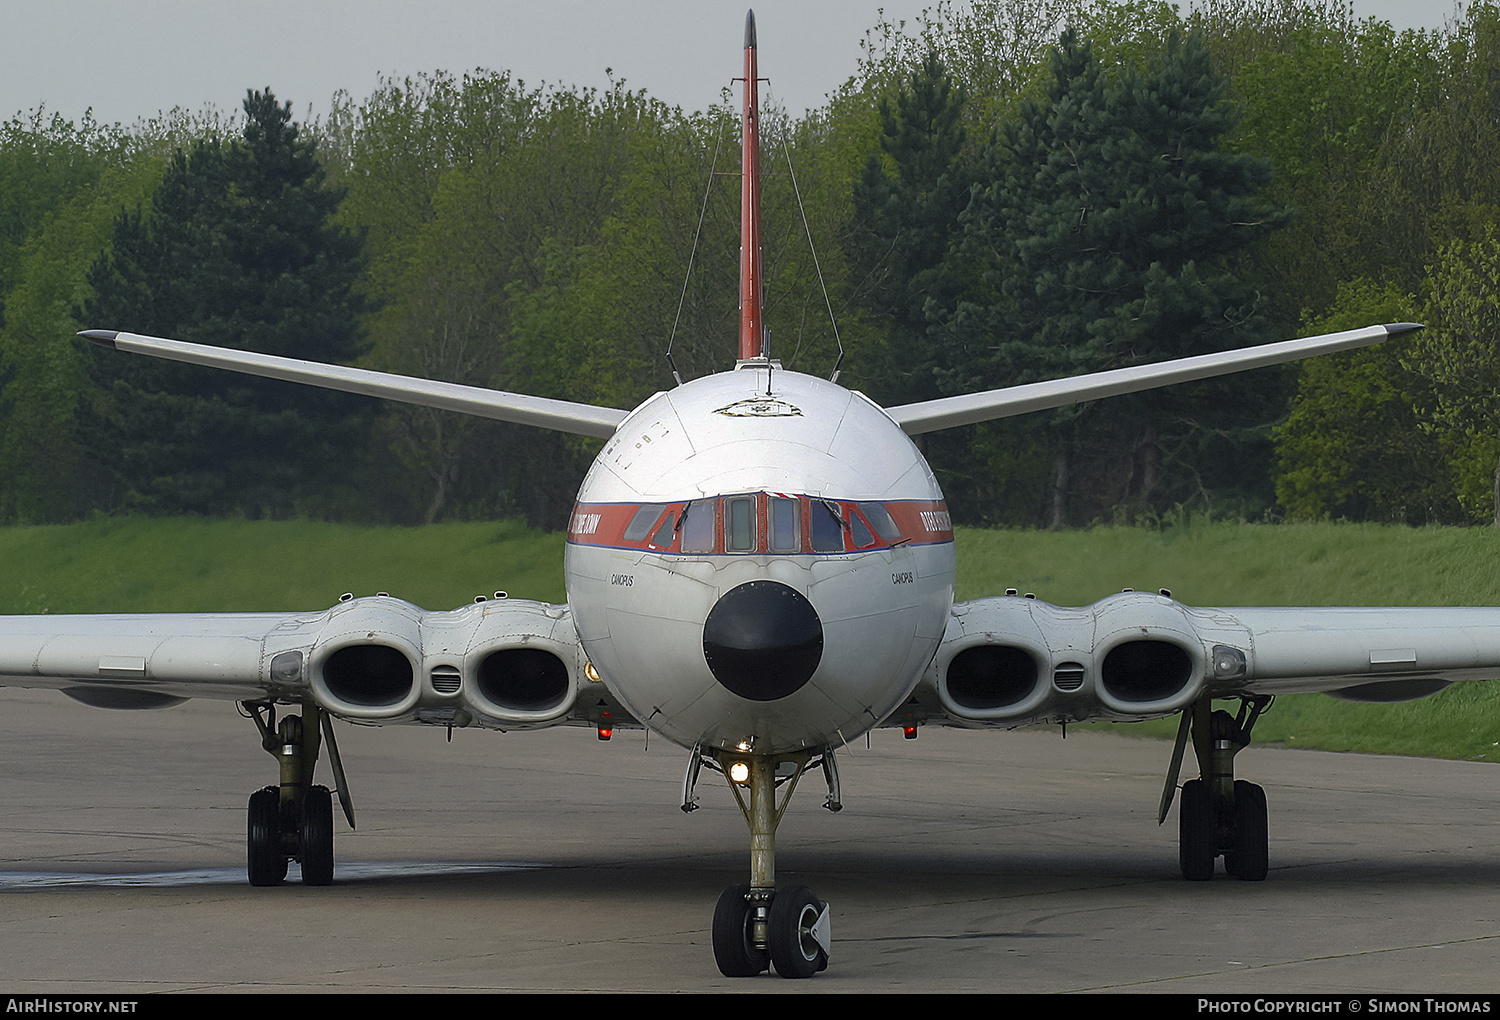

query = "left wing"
[
  {"left": 893, "top": 591, "right": 1500, "bottom": 728},
  {"left": 885, "top": 323, "right": 1420, "bottom": 435},
  {"left": 0, "top": 595, "right": 633, "bottom": 730},
  {"left": 890, "top": 590, "right": 1500, "bottom": 880}
]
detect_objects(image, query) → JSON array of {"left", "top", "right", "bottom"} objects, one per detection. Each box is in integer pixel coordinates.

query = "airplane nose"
[{"left": 703, "top": 580, "right": 823, "bottom": 701}]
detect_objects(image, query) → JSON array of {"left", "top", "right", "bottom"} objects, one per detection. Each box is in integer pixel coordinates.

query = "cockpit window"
[
  {"left": 862, "top": 502, "right": 901, "bottom": 543},
  {"left": 809, "top": 500, "right": 845, "bottom": 552},
  {"left": 726, "top": 496, "right": 756, "bottom": 552},
  {"left": 768, "top": 497, "right": 800, "bottom": 553},
  {"left": 623, "top": 504, "right": 667, "bottom": 542},
  {"left": 570, "top": 493, "right": 938, "bottom": 556},
  {"left": 850, "top": 510, "right": 875, "bottom": 548},
  {"left": 680, "top": 499, "right": 716, "bottom": 553},
  {"left": 647, "top": 511, "right": 678, "bottom": 550}
]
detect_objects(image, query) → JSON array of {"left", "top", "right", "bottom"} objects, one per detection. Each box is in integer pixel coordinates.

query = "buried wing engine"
[
  {"left": 0, "top": 594, "right": 621, "bottom": 733},
  {"left": 917, "top": 591, "right": 1500, "bottom": 730}
]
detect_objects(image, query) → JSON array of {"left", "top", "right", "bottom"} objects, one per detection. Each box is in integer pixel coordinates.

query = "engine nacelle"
[
  {"left": 1089, "top": 593, "right": 1207, "bottom": 715},
  {"left": 307, "top": 599, "right": 423, "bottom": 717},
  {"left": 459, "top": 609, "right": 580, "bottom": 723},
  {"left": 264, "top": 596, "right": 584, "bottom": 727},
  {"left": 929, "top": 591, "right": 1236, "bottom": 724}
]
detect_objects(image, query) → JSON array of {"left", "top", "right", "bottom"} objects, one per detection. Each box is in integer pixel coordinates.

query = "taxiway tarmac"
[{"left": 2, "top": 688, "right": 1499, "bottom": 993}]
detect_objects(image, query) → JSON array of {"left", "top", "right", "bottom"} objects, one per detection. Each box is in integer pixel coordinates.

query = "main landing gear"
[
  {"left": 685, "top": 747, "right": 837, "bottom": 978},
  {"left": 1161, "top": 695, "right": 1271, "bottom": 881},
  {"left": 242, "top": 702, "right": 354, "bottom": 886}
]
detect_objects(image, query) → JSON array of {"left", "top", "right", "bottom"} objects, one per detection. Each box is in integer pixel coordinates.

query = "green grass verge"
[
  {"left": 5, "top": 516, "right": 1500, "bottom": 761},
  {"left": 0, "top": 516, "right": 566, "bottom": 614}
]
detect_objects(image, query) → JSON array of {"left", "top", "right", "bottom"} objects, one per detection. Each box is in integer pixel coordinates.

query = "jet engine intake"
[
  {"left": 305, "top": 597, "right": 425, "bottom": 719},
  {"left": 278, "top": 596, "right": 583, "bottom": 726},
  {"left": 1091, "top": 593, "right": 1209, "bottom": 715},
  {"left": 944, "top": 645, "right": 1043, "bottom": 711},
  {"left": 474, "top": 647, "right": 572, "bottom": 715},
  {"left": 321, "top": 643, "right": 416, "bottom": 708},
  {"left": 1099, "top": 639, "right": 1196, "bottom": 705},
  {"left": 313, "top": 645, "right": 414, "bottom": 708}
]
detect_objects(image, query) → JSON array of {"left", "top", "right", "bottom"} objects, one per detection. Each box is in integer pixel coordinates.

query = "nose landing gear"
[{"left": 693, "top": 749, "right": 836, "bottom": 977}]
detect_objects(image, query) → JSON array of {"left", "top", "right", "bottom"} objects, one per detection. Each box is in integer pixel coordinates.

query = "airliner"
[{"left": 0, "top": 11, "right": 1486, "bottom": 979}]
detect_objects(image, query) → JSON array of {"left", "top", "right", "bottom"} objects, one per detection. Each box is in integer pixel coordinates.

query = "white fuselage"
[{"left": 565, "top": 362, "right": 955, "bottom": 755}]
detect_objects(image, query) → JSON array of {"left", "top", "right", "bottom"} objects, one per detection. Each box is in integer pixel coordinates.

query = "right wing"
[
  {"left": 81, "top": 330, "right": 631, "bottom": 439},
  {"left": 0, "top": 595, "right": 634, "bottom": 731}
]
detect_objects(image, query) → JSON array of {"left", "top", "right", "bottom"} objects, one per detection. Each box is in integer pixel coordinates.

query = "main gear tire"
[
  {"left": 1229, "top": 780, "right": 1269, "bottom": 882},
  {"left": 247, "top": 786, "right": 287, "bottom": 887},
  {"left": 300, "top": 784, "right": 335, "bottom": 886},
  {"left": 1179, "top": 778, "right": 1215, "bottom": 882}
]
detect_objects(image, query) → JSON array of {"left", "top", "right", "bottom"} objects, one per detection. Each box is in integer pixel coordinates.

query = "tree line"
[{"left": 2, "top": 0, "right": 1498, "bottom": 530}]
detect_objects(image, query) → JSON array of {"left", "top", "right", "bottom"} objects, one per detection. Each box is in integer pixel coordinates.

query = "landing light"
[
  {"left": 728, "top": 761, "right": 751, "bottom": 784},
  {"left": 584, "top": 661, "right": 602, "bottom": 682}
]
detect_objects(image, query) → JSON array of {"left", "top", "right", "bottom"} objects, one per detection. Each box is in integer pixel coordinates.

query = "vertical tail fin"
[{"left": 738, "top": 9, "right": 765, "bottom": 361}]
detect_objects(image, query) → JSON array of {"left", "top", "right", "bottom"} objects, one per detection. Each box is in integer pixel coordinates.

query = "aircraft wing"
[
  {"left": 0, "top": 595, "right": 631, "bottom": 730},
  {"left": 884, "top": 323, "right": 1420, "bottom": 435},
  {"left": 900, "top": 592, "right": 1500, "bottom": 728},
  {"left": 80, "top": 330, "right": 631, "bottom": 439}
]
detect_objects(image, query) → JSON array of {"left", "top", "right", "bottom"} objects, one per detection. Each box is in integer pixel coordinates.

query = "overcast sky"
[{"left": 0, "top": 1, "right": 1468, "bottom": 128}]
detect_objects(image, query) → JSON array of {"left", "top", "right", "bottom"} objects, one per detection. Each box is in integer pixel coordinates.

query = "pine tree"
[
  {"left": 82, "top": 90, "right": 371, "bottom": 518},
  {"left": 939, "top": 30, "right": 1287, "bottom": 526},
  {"left": 852, "top": 51, "right": 970, "bottom": 406}
]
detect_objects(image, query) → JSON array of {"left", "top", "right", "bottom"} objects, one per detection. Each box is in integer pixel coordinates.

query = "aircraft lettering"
[
  {"left": 919, "top": 510, "right": 951, "bottom": 532},
  {"left": 570, "top": 512, "right": 602, "bottom": 536},
  {"left": 892, "top": 571, "right": 914, "bottom": 585},
  {"left": 610, "top": 574, "right": 634, "bottom": 587}
]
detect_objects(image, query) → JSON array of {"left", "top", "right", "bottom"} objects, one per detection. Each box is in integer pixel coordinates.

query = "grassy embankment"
[{"left": 5, "top": 516, "right": 1500, "bottom": 761}]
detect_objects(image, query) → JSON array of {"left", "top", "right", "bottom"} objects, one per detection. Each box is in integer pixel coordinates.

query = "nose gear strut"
[{"left": 702, "top": 749, "right": 835, "bottom": 978}]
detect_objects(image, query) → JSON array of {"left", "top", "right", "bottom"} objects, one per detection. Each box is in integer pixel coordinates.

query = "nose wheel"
[
  {"left": 701, "top": 750, "right": 835, "bottom": 978},
  {"left": 767, "top": 885, "right": 830, "bottom": 977},
  {"left": 712, "top": 885, "right": 768, "bottom": 975},
  {"left": 712, "top": 883, "right": 831, "bottom": 978}
]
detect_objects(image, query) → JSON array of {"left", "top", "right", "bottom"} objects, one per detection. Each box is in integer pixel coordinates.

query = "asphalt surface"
[{"left": 3, "top": 688, "right": 1499, "bottom": 993}]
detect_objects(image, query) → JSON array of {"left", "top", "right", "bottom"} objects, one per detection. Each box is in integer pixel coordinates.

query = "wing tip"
[
  {"left": 1385, "top": 322, "right": 1425, "bottom": 336},
  {"left": 77, "top": 329, "right": 120, "bottom": 348}
]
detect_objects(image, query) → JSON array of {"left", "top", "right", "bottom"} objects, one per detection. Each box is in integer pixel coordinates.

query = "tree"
[
  {"left": 1273, "top": 278, "right": 1462, "bottom": 524},
  {"left": 0, "top": 110, "right": 145, "bottom": 522},
  {"left": 936, "top": 29, "right": 1286, "bottom": 526},
  {"left": 81, "top": 90, "right": 371, "bottom": 518},
  {"left": 852, "top": 51, "right": 971, "bottom": 406},
  {"left": 1215, "top": 6, "right": 1445, "bottom": 322},
  {"left": 1407, "top": 228, "right": 1500, "bottom": 527}
]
